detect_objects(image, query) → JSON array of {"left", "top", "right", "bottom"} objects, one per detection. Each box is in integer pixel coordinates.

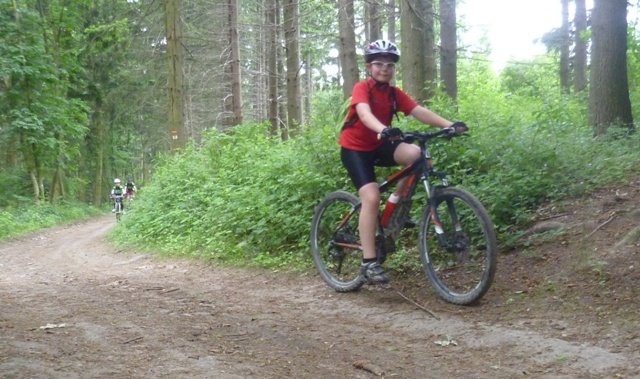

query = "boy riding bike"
[
  {"left": 111, "top": 178, "right": 126, "bottom": 212},
  {"left": 125, "top": 178, "right": 137, "bottom": 200},
  {"left": 339, "top": 39, "right": 467, "bottom": 284}
]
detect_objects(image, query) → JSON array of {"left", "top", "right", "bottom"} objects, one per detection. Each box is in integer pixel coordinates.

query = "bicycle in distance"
[
  {"left": 310, "top": 127, "right": 497, "bottom": 305},
  {"left": 124, "top": 191, "right": 135, "bottom": 210}
]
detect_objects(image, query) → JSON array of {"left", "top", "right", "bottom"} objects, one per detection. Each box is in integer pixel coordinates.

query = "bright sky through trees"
[
  {"left": 324, "top": 1, "right": 638, "bottom": 78},
  {"left": 459, "top": 0, "right": 594, "bottom": 71}
]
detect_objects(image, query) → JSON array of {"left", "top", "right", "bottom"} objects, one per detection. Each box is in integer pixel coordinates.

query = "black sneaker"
[{"left": 360, "top": 262, "right": 390, "bottom": 284}]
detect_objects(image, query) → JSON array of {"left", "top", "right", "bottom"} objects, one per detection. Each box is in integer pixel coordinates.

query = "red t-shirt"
[{"left": 338, "top": 79, "right": 418, "bottom": 151}]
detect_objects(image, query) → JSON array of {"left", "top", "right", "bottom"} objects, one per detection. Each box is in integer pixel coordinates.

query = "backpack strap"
[
  {"left": 341, "top": 112, "right": 358, "bottom": 130},
  {"left": 342, "top": 83, "right": 399, "bottom": 130},
  {"left": 390, "top": 86, "right": 399, "bottom": 124}
]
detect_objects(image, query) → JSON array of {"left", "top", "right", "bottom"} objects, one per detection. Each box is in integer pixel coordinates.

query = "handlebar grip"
[{"left": 451, "top": 121, "right": 469, "bottom": 134}]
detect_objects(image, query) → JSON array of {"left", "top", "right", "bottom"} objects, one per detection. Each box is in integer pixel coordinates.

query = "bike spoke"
[
  {"left": 311, "top": 192, "right": 365, "bottom": 292},
  {"left": 420, "top": 188, "right": 497, "bottom": 305}
]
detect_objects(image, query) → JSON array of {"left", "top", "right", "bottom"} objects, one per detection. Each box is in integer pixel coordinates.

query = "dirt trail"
[{"left": 1, "top": 215, "right": 639, "bottom": 378}]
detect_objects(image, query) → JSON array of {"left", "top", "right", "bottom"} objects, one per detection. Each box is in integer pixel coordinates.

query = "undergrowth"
[
  {"left": 112, "top": 60, "right": 640, "bottom": 270},
  {"left": 0, "top": 202, "right": 102, "bottom": 240}
]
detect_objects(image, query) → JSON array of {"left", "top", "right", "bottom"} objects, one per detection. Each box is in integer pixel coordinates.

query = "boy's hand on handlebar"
[
  {"left": 449, "top": 121, "right": 468, "bottom": 134},
  {"left": 378, "top": 127, "right": 404, "bottom": 140}
]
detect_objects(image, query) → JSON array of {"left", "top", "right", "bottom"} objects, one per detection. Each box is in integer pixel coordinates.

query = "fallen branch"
[
  {"left": 585, "top": 214, "right": 616, "bottom": 239},
  {"left": 123, "top": 336, "right": 143, "bottom": 344},
  {"left": 396, "top": 290, "right": 440, "bottom": 320},
  {"left": 353, "top": 360, "right": 384, "bottom": 376}
]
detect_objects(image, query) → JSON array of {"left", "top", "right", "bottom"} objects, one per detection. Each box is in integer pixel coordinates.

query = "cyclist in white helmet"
[
  {"left": 110, "top": 178, "right": 125, "bottom": 213},
  {"left": 338, "top": 39, "right": 468, "bottom": 284}
]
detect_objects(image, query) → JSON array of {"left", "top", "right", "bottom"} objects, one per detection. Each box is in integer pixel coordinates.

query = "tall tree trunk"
[
  {"left": 166, "top": 0, "right": 185, "bottom": 150},
  {"left": 228, "top": 0, "right": 243, "bottom": 126},
  {"left": 38, "top": 175, "right": 44, "bottom": 202},
  {"left": 36, "top": 0, "right": 68, "bottom": 203},
  {"left": 266, "top": 0, "right": 279, "bottom": 136},
  {"left": 401, "top": 0, "right": 434, "bottom": 102},
  {"left": 91, "top": 114, "right": 105, "bottom": 207},
  {"left": 338, "top": 0, "right": 359, "bottom": 100},
  {"left": 560, "top": 0, "right": 571, "bottom": 93},
  {"left": 283, "top": 0, "right": 301, "bottom": 134},
  {"left": 589, "top": 0, "right": 633, "bottom": 135},
  {"left": 30, "top": 170, "right": 40, "bottom": 205},
  {"left": 276, "top": 0, "right": 289, "bottom": 140},
  {"left": 387, "top": 0, "right": 396, "bottom": 41},
  {"left": 304, "top": 50, "right": 312, "bottom": 121},
  {"left": 401, "top": 0, "right": 422, "bottom": 100},
  {"left": 49, "top": 164, "right": 65, "bottom": 202},
  {"left": 28, "top": 140, "right": 45, "bottom": 203},
  {"left": 255, "top": 0, "right": 267, "bottom": 122},
  {"left": 439, "top": 0, "right": 457, "bottom": 100},
  {"left": 25, "top": 142, "right": 42, "bottom": 204},
  {"left": 367, "top": 0, "right": 382, "bottom": 41},
  {"left": 573, "top": 0, "right": 588, "bottom": 92},
  {"left": 423, "top": 0, "right": 435, "bottom": 101}
]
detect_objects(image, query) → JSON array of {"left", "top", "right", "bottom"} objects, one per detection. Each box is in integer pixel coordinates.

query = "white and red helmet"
[{"left": 364, "top": 39, "right": 401, "bottom": 63}]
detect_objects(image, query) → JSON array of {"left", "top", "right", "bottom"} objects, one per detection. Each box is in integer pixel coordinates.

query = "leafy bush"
[
  {"left": 0, "top": 169, "right": 33, "bottom": 207},
  {"left": 113, "top": 56, "right": 640, "bottom": 269},
  {"left": 114, "top": 122, "right": 350, "bottom": 267}
]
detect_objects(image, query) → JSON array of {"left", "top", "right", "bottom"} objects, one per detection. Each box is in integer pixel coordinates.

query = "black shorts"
[{"left": 341, "top": 140, "right": 401, "bottom": 190}]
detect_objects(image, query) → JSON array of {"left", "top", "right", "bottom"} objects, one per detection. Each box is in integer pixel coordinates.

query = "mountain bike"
[
  {"left": 124, "top": 191, "right": 135, "bottom": 209},
  {"left": 310, "top": 128, "right": 497, "bottom": 305},
  {"left": 113, "top": 195, "right": 124, "bottom": 222}
]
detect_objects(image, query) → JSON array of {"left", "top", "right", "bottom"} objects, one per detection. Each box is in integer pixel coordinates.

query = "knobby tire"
[
  {"left": 310, "top": 191, "right": 365, "bottom": 292},
  {"left": 419, "top": 187, "right": 497, "bottom": 305}
]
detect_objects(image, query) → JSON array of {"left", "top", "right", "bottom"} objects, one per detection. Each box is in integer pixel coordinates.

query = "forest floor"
[{"left": 1, "top": 178, "right": 640, "bottom": 379}]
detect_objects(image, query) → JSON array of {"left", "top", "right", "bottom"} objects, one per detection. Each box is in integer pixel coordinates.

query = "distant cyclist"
[
  {"left": 111, "top": 178, "right": 125, "bottom": 212},
  {"left": 125, "top": 177, "right": 137, "bottom": 200}
]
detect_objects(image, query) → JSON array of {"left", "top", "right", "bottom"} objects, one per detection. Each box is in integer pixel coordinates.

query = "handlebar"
[
  {"left": 379, "top": 127, "right": 466, "bottom": 144},
  {"left": 403, "top": 127, "right": 462, "bottom": 143}
]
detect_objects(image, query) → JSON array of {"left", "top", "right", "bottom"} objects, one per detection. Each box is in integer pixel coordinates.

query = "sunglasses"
[{"left": 370, "top": 61, "right": 396, "bottom": 69}]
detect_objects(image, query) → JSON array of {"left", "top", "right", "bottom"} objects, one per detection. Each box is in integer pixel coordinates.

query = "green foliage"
[
  {"left": 311, "top": 89, "right": 350, "bottom": 129},
  {"left": 113, "top": 122, "right": 350, "bottom": 267},
  {"left": 0, "top": 202, "right": 101, "bottom": 240},
  {"left": 4, "top": 2, "right": 631, "bottom": 270},
  {"left": 114, "top": 53, "right": 640, "bottom": 269},
  {"left": 0, "top": 169, "right": 32, "bottom": 206},
  {"left": 0, "top": 0, "right": 97, "bottom": 203},
  {"left": 446, "top": 59, "right": 639, "bottom": 233},
  {"left": 0, "top": 3, "right": 90, "bottom": 154},
  {"left": 0, "top": 0, "right": 152, "bottom": 207},
  {"left": 628, "top": 25, "right": 640, "bottom": 122}
]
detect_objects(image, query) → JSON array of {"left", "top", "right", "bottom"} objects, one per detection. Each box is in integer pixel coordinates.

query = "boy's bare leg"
[
  {"left": 394, "top": 143, "right": 421, "bottom": 194},
  {"left": 358, "top": 182, "right": 380, "bottom": 260}
]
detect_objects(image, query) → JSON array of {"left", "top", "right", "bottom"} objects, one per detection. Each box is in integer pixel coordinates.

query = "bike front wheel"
[
  {"left": 419, "top": 187, "right": 497, "bottom": 305},
  {"left": 310, "top": 191, "right": 365, "bottom": 292},
  {"left": 115, "top": 202, "right": 122, "bottom": 222}
]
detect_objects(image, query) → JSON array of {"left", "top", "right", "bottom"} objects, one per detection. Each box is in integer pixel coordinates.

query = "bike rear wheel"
[
  {"left": 419, "top": 187, "right": 497, "bottom": 305},
  {"left": 310, "top": 191, "right": 365, "bottom": 292}
]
